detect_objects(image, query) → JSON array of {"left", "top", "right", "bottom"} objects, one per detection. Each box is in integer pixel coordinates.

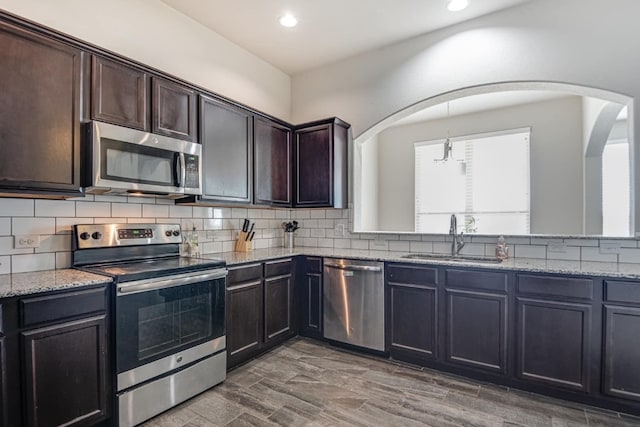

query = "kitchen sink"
[{"left": 402, "top": 253, "right": 503, "bottom": 264}]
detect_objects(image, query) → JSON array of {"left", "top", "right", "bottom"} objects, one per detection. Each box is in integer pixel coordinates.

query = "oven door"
[{"left": 115, "top": 268, "right": 226, "bottom": 391}]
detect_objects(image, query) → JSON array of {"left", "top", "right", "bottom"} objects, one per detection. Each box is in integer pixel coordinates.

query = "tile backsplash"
[{"left": 1, "top": 196, "right": 640, "bottom": 275}]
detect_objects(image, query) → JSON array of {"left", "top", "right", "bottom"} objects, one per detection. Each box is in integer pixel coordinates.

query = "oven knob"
[
  {"left": 79, "top": 232, "right": 90, "bottom": 240},
  {"left": 172, "top": 230, "right": 180, "bottom": 237},
  {"left": 92, "top": 232, "right": 102, "bottom": 240},
  {"left": 165, "top": 230, "right": 172, "bottom": 237}
]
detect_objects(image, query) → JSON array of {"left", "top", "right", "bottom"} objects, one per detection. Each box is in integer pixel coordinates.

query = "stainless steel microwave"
[{"left": 83, "top": 121, "right": 202, "bottom": 198}]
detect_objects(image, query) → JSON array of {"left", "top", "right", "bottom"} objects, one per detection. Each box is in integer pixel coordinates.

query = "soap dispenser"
[{"left": 495, "top": 236, "right": 509, "bottom": 260}]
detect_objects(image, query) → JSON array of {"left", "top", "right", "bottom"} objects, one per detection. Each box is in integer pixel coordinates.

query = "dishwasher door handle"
[{"left": 324, "top": 263, "right": 382, "bottom": 272}]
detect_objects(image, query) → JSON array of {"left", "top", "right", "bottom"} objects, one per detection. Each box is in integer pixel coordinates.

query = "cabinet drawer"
[
  {"left": 306, "top": 257, "right": 323, "bottom": 274},
  {"left": 446, "top": 269, "right": 507, "bottom": 293},
  {"left": 20, "top": 286, "right": 107, "bottom": 328},
  {"left": 517, "top": 274, "right": 593, "bottom": 300},
  {"left": 605, "top": 280, "right": 640, "bottom": 304},
  {"left": 265, "top": 259, "right": 293, "bottom": 278},
  {"left": 387, "top": 264, "right": 437, "bottom": 286},
  {"left": 227, "top": 263, "right": 262, "bottom": 284}
]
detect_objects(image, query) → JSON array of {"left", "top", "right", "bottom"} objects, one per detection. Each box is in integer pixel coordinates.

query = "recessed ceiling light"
[
  {"left": 279, "top": 13, "right": 298, "bottom": 28},
  {"left": 447, "top": 0, "right": 469, "bottom": 12}
]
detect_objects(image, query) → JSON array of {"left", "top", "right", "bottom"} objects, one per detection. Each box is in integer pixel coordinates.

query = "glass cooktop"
[{"left": 82, "top": 256, "right": 226, "bottom": 283}]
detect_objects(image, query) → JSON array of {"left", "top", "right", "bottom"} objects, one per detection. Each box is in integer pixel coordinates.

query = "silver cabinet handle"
[{"left": 324, "top": 263, "right": 382, "bottom": 272}]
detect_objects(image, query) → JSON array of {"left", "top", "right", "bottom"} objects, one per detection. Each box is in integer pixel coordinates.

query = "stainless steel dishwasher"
[{"left": 323, "top": 258, "right": 385, "bottom": 351}]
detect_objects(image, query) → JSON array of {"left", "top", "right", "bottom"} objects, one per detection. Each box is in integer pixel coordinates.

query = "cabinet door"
[
  {"left": 152, "top": 77, "right": 197, "bottom": 141},
  {"left": 294, "top": 123, "right": 332, "bottom": 207},
  {"left": 22, "top": 315, "right": 109, "bottom": 427},
  {"left": 254, "top": 117, "right": 292, "bottom": 206},
  {"left": 264, "top": 274, "right": 293, "bottom": 344},
  {"left": 0, "top": 336, "right": 6, "bottom": 427},
  {"left": 0, "top": 22, "right": 82, "bottom": 194},
  {"left": 603, "top": 304, "right": 640, "bottom": 401},
  {"left": 389, "top": 283, "right": 438, "bottom": 360},
  {"left": 200, "top": 95, "right": 253, "bottom": 203},
  {"left": 446, "top": 289, "right": 507, "bottom": 373},
  {"left": 303, "top": 272, "right": 323, "bottom": 337},
  {"left": 226, "top": 280, "right": 263, "bottom": 368},
  {"left": 91, "top": 56, "right": 148, "bottom": 130},
  {"left": 516, "top": 298, "right": 591, "bottom": 392}
]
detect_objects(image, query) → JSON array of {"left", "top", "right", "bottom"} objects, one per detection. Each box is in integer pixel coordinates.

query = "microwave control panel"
[{"left": 184, "top": 155, "right": 200, "bottom": 188}]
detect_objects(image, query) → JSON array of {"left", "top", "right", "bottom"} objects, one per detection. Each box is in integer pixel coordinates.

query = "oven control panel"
[{"left": 74, "top": 223, "right": 182, "bottom": 249}]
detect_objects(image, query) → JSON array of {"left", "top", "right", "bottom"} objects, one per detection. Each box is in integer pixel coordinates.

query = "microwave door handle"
[
  {"left": 180, "top": 153, "right": 186, "bottom": 188},
  {"left": 174, "top": 153, "right": 183, "bottom": 187}
]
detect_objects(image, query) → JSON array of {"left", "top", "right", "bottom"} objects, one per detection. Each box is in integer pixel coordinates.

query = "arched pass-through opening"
[{"left": 353, "top": 81, "right": 635, "bottom": 236}]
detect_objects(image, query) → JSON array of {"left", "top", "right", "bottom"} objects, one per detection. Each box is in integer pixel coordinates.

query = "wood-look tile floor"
[{"left": 142, "top": 338, "right": 639, "bottom": 427}]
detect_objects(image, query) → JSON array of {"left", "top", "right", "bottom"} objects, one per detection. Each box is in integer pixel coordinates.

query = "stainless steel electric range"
[{"left": 72, "top": 223, "right": 227, "bottom": 427}]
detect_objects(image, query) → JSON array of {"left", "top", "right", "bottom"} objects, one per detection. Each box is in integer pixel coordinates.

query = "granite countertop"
[
  {"left": 203, "top": 247, "right": 640, "bottom": 280},
  {"left": 0, "top": 269, "right": 112, "bottom": 299}
]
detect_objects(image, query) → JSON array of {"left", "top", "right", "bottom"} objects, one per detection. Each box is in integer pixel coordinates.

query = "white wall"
[
  {"left": 358, "top": 134, "right": 380, "bottom": 230},
  {"left": 0, "top": 0, "right": 291, "bottom": 121},
  {"left": 375, "top": 97, "right": 584, "bottom": 234}
]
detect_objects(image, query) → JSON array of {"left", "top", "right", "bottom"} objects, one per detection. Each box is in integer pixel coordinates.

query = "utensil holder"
[
  {"left": 235, "top": 231, "right": 253, "bottom": 252},
  {"left": 284, "top": 231, "right": 294, "bottom": 250}
]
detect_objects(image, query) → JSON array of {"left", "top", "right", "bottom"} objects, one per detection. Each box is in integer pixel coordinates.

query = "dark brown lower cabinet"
[
  {"left": 264, "top": 274, "right": 293, "bottom": 344},
  {"left": 445, "top": 289, "right": 507, "bottom": 373},
  {"left": 22, "top": 315, "right": 108, "bottom": 427},
  {"left": 300, "top": 257, "right": 323, "bottom": 338},
  {"left": 226, "top": 277, "right": 263, "bottom": 368},
  {"left": 0, "top": 336, "right": 6, "bottom": 427},
  {"left": 603, "top": 304, "right": 640, "bottom": 401},
  {"left": 516, "top": 298, "right": 592, "bottom": 392},
  {"left": 226, "top": 259, "right": 296, "bottom": 369},
  {"left": 389, "top": 283, "right": 438, "bottom": 360}
]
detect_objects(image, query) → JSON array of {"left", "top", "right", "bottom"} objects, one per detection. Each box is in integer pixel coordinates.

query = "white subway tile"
[
  {"left": 129, "top": 218, "right": 155, "bottom": 224},
  {"left": 204, "top": 219, "right": 224, "bottom": 230},
  {"left": 326, "top": 210, "right": 344, "bottom": 219},
  {"left": 224, "top": 219, "right": 240, "bottom": 230},
  {"left": 334, "top": 239, "right": 351, "bottom": 249},
  {"left": 317, "top": 219, "right": 334, "bottom": 229},
  {"left": 13, "top": 217, "right": 56, "bottom": 235},
  {"left": 213, "top": 208, "right": 231, "bottom": 219},
  {"left": 514, "top": 245, "right": 546, "bottom": 259},
  {"left": 581, "top": 247, "right": 617, "bottom": 262},
  {"left": 95, "top": 218, "right": 125, "bottom": 224},
  {"left": 369, "top": 240, "right": 389, "bottom": 251},
  {"left": 155, "top": 198, "right": 175, "bottom": 205},
  {"left": 169, "top": 205, "right": 192, "bottom": 218},
  {"left": 0, "top": 256, "right": 10, "bottom": 274},
  {"left": 296, "top": 228, "right": 310, "bottom": 238},
  {"left": 203, "top": 241, "right": 223, "bottom": 254},
  {"left": 0, "top": 237, "right": 33, "bottom": 255},
  {"left": 56, "top": 217, "right": 93, "bottom": 234},
  {"left": 254, "top": 239, "right": 269, "bottom": 249},
  {"left": 222, "top": 241, "right": 235, "bottom": 252},
  {"left": 618, "top": 248, "right": 640, "bottom": 263},
  {"left": 36, "top": 235, "right": 71, "bottom": 253},
  {"left": 389, "top": 241, "right": 410, "bottom": 252},
  {"left": 292, "top": 210, "right": 310, "bottom": 220},
  {"left": 601, "top": 239, "right": 637, "bottom": 248},
  {"left": 433, "top": 242, "right": 451, "bottom": 254},
  {"left": 261, "top": 209, "right": 276, "bottom": 219},
  {"left": 76, "top": 202, "right": 111, "bottom": 217},
  {"left": 564, "top": 239, "right": 599, "bottom": 247},
  {"left": 181, "top": 219, "right": 204, "bottom": 231},
  {"left": 410, "top": 241, "right": 433, "bottom": 253},
  {"left": 546, "top": 246, "right": 581, "bottom": 261},
  {"left": 35, "top": 200, "right": 75, "bottom": 217},
  {"left": 310, "top": 229, "right": 326, "bottom": 238},
  {"left": 142, "top": 204, "right": 169, "bottom": 218},
  {"left": 421, "top": 234, "right": 446, "bottom": 242},
  {"left": 351, "top": 239, "right": 369, "bottom": 250},
  {"left": 127, "top": 196, "right": 154, "bottom": 204},
  {"left": 275, "top": 210, "right": 290, "bottom": 219},
  {"left": 303, "top": 219, "right": 319, "bottom": 229},
  {"left": 310, "top": 210, "right": 326, "bottom": 219},
  {"left": 193, "top": 207, "right": 213, "bottom": 218},
  {"left": 94, "top": 195, "right": 127, "bottom": 203},
  {"left": 231, "top": 208, "right": 248, "bottom": 219},
  {"left": 55, "top": 252, "right": 72, "bottom": 269},
  {"left": 112, "top": 203, "right": 142, "bottom": 218},
  {"left": 12, "top": 253, "right": 55, "bottom": 273},
  {"left": 0, "top": 199, "right": 33, "bottom": 217},
  {"left": 317, "top": 238, "right": 334, "bottom": 248},
  {"left": 399, "top": 234, "right": 422, "bottom": 241},
  {"left": 0, "top": 218, "right": 10, "bottom": 236},
  {"left": 459, "top": 243, "right": 486, "bottom": 256}
]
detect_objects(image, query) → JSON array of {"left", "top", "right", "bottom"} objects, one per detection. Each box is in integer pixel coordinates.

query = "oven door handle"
[{"left": 117, "top": 269, "right": 227, "bottom": 295}]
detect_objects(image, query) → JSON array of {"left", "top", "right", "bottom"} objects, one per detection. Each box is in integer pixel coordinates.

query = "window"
[
  {"left": 415, "top": 128, "right": 530, "bottom": 234},
  {"left": 602, "top": 140, "right": 630, "bottom": 236}
]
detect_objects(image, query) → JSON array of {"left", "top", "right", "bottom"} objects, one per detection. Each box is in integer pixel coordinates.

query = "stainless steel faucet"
[{"left": 449, "top": 214, "right": 465, "bottom": 256}]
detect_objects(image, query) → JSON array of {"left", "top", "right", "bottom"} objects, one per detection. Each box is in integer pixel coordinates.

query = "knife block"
[{"left": 235, "top": 231, "right": 253, "bottom": 252}]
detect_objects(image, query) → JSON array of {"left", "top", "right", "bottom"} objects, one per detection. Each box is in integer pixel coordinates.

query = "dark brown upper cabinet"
[
  {"left": 152, "top": 77, "right": 197, "bottom": 142},
  {"left": 294, "top": 118, "right": 349, "bottom": 208},
  {"left": 197, "top": 95, "right": 253, "bottom": 203},
  {"left": 91, "top": 55, "right": 148, "bottom": 130},
  {"left": 0, "top": 20, "right": 82, "bottom": 197},
  {"left": 254, "top": 116, "right": 292, "bottom": 207}
]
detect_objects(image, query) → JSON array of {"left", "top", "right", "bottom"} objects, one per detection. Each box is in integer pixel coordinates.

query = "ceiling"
[{"left": 161, "top": 0, "right": 532, "bottom": 75}]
